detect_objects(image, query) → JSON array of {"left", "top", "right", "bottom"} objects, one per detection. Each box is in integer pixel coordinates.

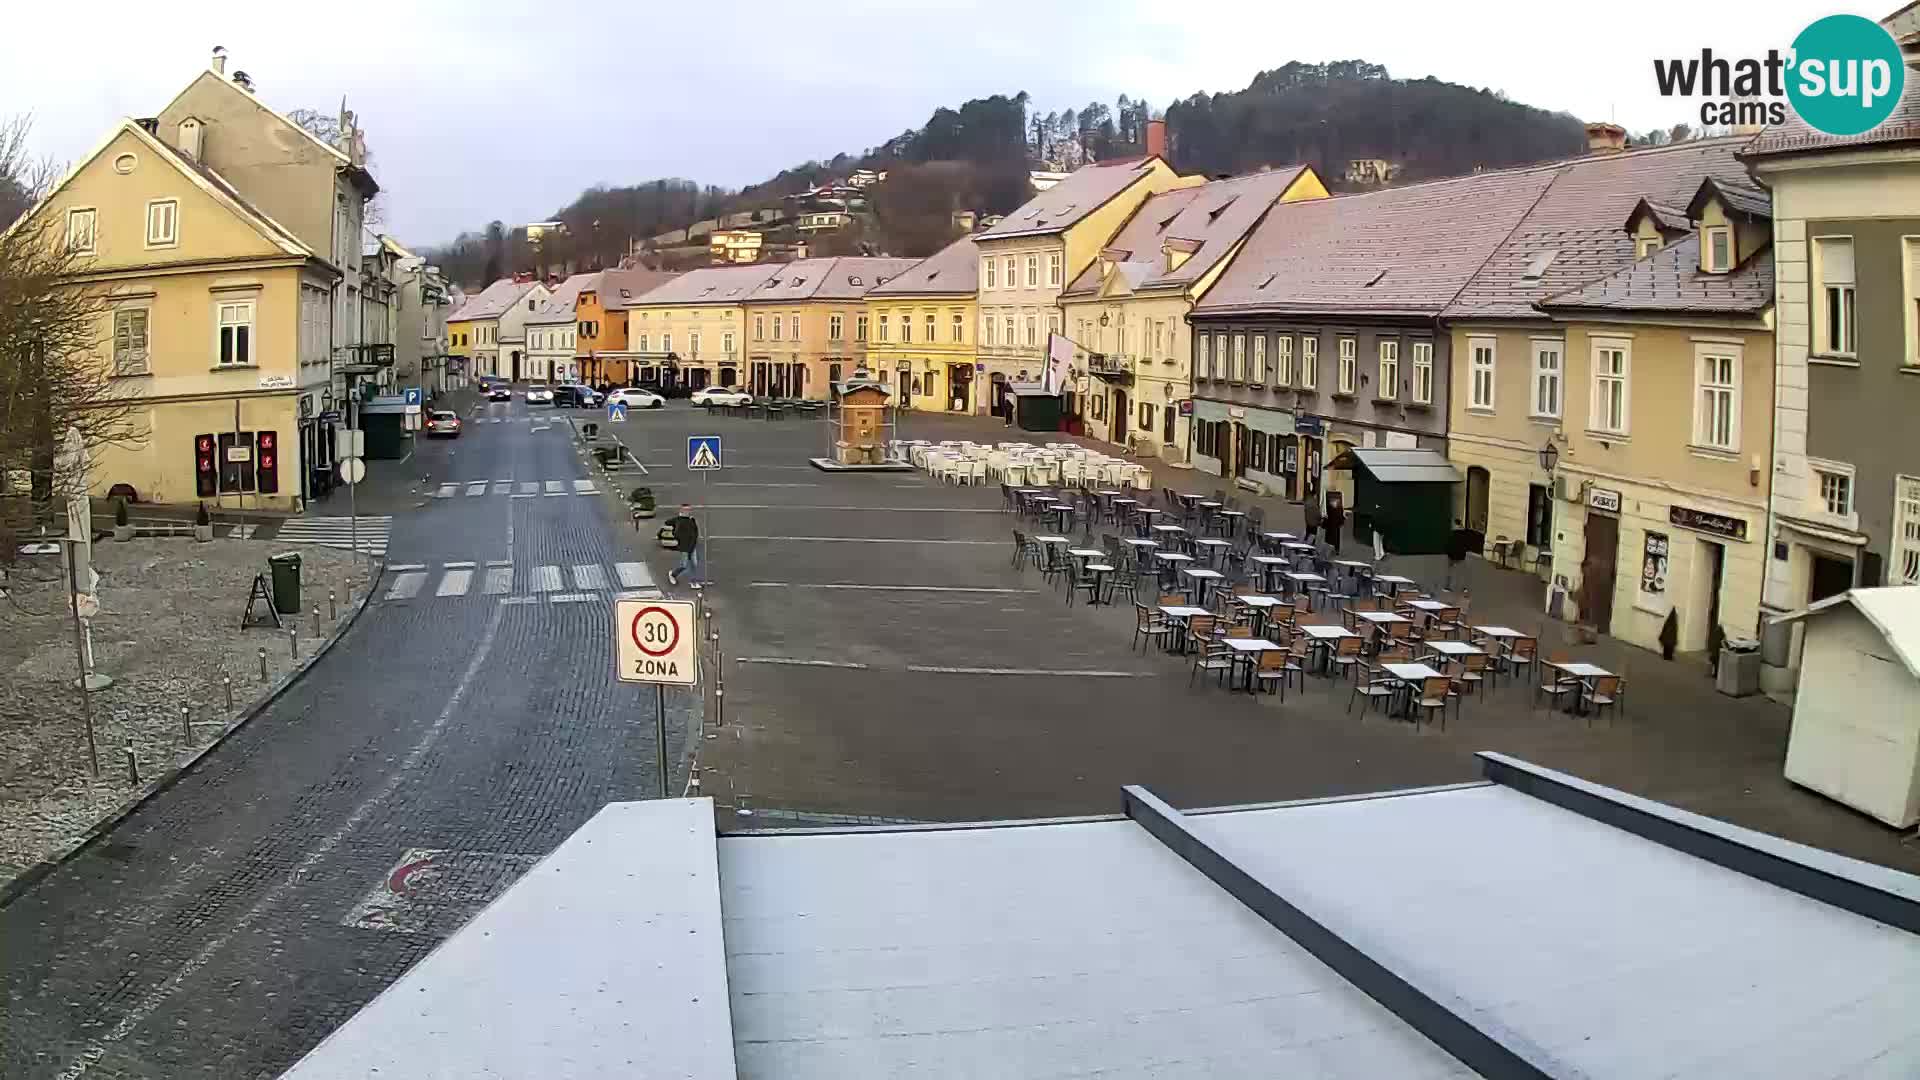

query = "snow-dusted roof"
[{"left": 1771, "top": 586, "right": 1920, "bottom": 680}]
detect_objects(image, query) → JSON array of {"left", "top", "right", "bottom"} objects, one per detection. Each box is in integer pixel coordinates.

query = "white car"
[
  {"left": 691, "top": 386, "right": 752, "bottom": 407},
  {"left": 607, "top": 387, "right": 665, "bottom": 409},
  {"left": 524, "top": 383, "right": 554, "bottom": 404}
]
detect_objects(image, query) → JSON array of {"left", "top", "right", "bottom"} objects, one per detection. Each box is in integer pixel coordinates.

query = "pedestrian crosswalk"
[
  {"left": 431, "top": 478, "right": 600, "bottom": 499},
  {"left": 272, "top": 515, "right": 392, "bottom": 556},
  {"left": 381, "top": 560, "right": 658, "bottom": 603}
]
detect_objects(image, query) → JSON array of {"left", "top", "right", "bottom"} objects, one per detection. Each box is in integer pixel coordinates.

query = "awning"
[
  {"left": 1327, "top": 447, "right": 1462, "bottom": 483},
  {"left": 1776, "top": 514, "right": 1868, "bottom": 548}
]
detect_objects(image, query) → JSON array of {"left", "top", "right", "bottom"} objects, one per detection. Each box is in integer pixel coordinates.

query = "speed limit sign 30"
[{"left": 614, "top": 598, "right": 698, "bottom": 686}]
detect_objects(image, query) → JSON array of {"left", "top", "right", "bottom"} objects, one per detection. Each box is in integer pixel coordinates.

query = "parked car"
[
  {"left": 524, "top": 382, "right": 554, "bottom": 404},
  {"left": 607, "top": 387, "right": 666, "bottom": 409},
  {"left": 690, "top": 386, "right": 752, "bottom": 408},
  {"left": 486, "top": 382, "right": 513, "bottom": 402},
  {"left": 552, "top": 384, "right": 599, "bottom": 408},
  {"left": 425, "top": 410, "right": 463, "bottom": 438}
]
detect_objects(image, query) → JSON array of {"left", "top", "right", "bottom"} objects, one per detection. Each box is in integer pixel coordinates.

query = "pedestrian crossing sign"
[
  {"left": 688, "top": 435, "right": 721, "bottom": 471},
  {"left": 607, "top": 401, "right": 628, "bottom": 422}
]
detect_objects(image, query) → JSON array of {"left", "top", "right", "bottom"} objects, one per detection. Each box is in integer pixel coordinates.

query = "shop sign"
[
  {"left": 1178, "top": 400, "right": 1193, "bottom": 416},
  {"left": 1635, "top": 530, "right": 1672, "bottom": 615},
  {"left": 1669, "top": 505, "right": 1748, "bottom": 541},
  {"left": 1227, "top": 406, "right": 1245, "bottom": 419},
  {"left": 1294, "top": 415, "right": 1324, "bottom": 436},
  {"left": 1588, "top": 486, "right": 1622, "bottom": 513},
  {"left": 258, "top": 373, "right": 295, "bottom": 389}
]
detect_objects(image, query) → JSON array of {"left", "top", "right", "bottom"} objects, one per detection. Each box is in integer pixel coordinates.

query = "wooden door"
[{"left": 1581, "top": 511, "right": 1620, "bottom": 633}]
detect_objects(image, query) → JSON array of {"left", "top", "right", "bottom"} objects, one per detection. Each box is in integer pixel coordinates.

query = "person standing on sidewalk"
[
  {"left": 1303, "top": 498, "right": 1323, "bottom": 545},
  {"left": 1444, "top": 521, "right": 1472, "bottom": 593},
  {"left": 1324, "top": 500, "right": 1345, "bottom": 555},
  {"left": 665, "top": 504, "right": 703, "bottom": 589}
]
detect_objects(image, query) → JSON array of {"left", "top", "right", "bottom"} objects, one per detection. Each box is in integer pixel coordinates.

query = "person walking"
[
  {"left": 1324, "top": 500, "right": 1345, "bottom": 555},
  {"left": 1444, "top": 520, "right": 1472, "bottom": 593},
  {"left": 665, "top": 503, "right": 703, "bottom": 588},
  {"left": 1302, "top": 498, "right": 1323, "bottom": 545}
]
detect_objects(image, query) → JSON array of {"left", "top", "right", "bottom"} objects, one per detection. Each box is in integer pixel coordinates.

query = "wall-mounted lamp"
[{"left": 1538, "top": 438, "right": 1560, "bottom": 473}]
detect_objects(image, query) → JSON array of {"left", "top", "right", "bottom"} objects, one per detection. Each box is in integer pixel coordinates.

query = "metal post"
[
  {"left": 329, "top": 589, "right": 337, "bottom": 622},
  {"left": 289, "top": 627, "right": 299, "bottom": 660},
  {"left": 312, "top": 606, "right": 321, "bottom": 637},
  {"left": 224, "top": 675, "right": 234, "bottom": 709},
  {"left": 124, "top": 739, "right": 138, "bottom": 785},
  {"left": 258, "top": 647, "right": 269, "bottom": 682},
  {"left": 655, "top": 683, "right": 669, "bottom": 799},
  {"left": 181, "top": 705, "right": 193, "bottom": 745},
  {"left": 64, "top": 540, "right": 99, "bottom": 776}
]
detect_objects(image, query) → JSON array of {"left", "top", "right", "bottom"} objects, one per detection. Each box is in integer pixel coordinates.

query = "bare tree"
[
  {"left": 0, "top": 115, "right": 143, "bottom": 536},
  {"left": 287, "top": 107, "right": 384, "bottom": 227}
]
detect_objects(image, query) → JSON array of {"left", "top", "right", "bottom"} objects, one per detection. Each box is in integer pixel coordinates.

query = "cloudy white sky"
[{"left": 6, "top": 0, "right": 1825, "bottom": 248}]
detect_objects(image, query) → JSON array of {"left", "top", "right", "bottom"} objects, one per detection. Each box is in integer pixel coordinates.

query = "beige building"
[
  {"left": 623, "top": 264, "right": 781, "bottom": 392},
  {"left": 974, "top": 123, "right": 1197, "bottom": 417},
  {"left": 13, "top": 119, "right": 340, "bottom": 510},
  {"left": 1059, "top": 166, "right": 1327, "bottom": 460},
  {"left": 525, "top": 272, "right": 597, "bottom": 383},
  {"left": 445, "top": 278, "right": 543, "bottom": 381},
  {"left": 865, "top": 236, "right": 981, "bottom": 412},
  {"left": 739, "top": 257, "right": 916, "bottom": 399}
]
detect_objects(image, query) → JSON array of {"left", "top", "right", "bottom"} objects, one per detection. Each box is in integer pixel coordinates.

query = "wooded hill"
[{"left": 428, "top": 61, "right": 1588, "bottom": 287}]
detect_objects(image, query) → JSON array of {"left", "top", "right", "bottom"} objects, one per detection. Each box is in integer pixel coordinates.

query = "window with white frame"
[
  {"left": 1026, "top": 315, "right": 1037, "bottom": 346},
  {"left": 1232, "top": 333, "right": 1246, "bottom": 381},
  {"left": 1703, "top": 226, "right": 1733, "bottom": 273},
  {"left": 876, "top": 314, "right": 888, "bottom": 342},
  {"left": 1004, "top": 316, "right": 1014, "bottom": 344},
  {"left": 1214, "top": 333, "right": 1227, "bottom": 379},
  {"left": 1196, "top": 333, "right": 1210, "bottom": 378},
  {"left": 636, "top": 333, "right": 649, "bottom": 352},
  {"left": 689, "top": 332, "right": 701, "bottom": 357},
  {"left": 662, "top": 332, "right": 672, "bottom": 354},
  {"left": 788, "top": 315, "right": 798, "bottom": 340},
  {"left": 1816, "top": 236, "right": 1856, "bottom": 356},
  {"left": 982, "top": 314, "right": 994, "bottom": 345},
  {"left": 1894, "top": 475, "right": 1920, "bottom": 586},
  {"left": 829, "top": 314, "right": 844, "bottom": 340},
  {"left": 66, "top": 208, "right": 96, "bottom": 253},
  {"left": 900, "top": 313, "right": 912, "bottom": 343},
  {"left": 925, "top": 313, "right": 936, "bottom": 342},
  {"left": 722, "top": 331, "right": 734, "bottom": 355},
  {"left": 1636, "top": 235, "right": 1663, "bottom": 260},
  {"left": 1275, "top": 335, "right": 1293, "bottom": 384},
  {"left": 113, "top": 308, "right": 149, "bottom": 375},
  {"left": 1003, "top": 258, "right": 1016, "bottom": 289},
  {"left": 1047, "top": 312, "right": 1060, "bottom": 340},
  {"left": 984, "top": 258, "right": 996, "bottom": 289},
  {"left": 1468, "top": 337, "right": 1496, "bottom": 409},
  {"left": 773, "top": 315, "right": 785, "bottom": 341},
  {"left": 1152, "top": 321, "right": 1165, "bottom": 358},
  {"left": 1590, "top": 340, "right": 1629, "bottom": 434},
  {"left": 1337, "top": 337, "right": 1357, "bottom": 394},
  {"left": 951, "top": 312, "right": 964, "bottom": 342},
  {"left": 1251, "top": 334, "right": 1266, "bottom": 383},
  {"left": 1048, "top": 252, "right": 1062, "bottom": 286},
  {"left": 1693, "top": 345, "right": 1741, "bottom": 450},
  {"left": 1301, "top": 336, "right": 1318, "bottom": 388},
  {"left": 754, "top": 314, "right": 765, "bottom": 340},
  {"left": 145, "top": 199, "right": 178, "bottom": 247},
  {"left": 1531, "top": 340, "right": 1562, "bottom": 418},
  {"left": 1411, "top": 341, "right": 1433, "bottom": 404},
  {"left": 216, "top": 300, "right": 254, "bottom": 366},
  {"left": 1117, "top": 322, "right": 1128, "bottom": 357},
  {"left": 1814, "top": 464, "right": 1853, "bottom": 519},
  {"left": 1378, "top": 339, "right": 1399, "bottom": 399},
  {"left": 856, "top": 314, "right": 868, "bottom": 342},
  {"left": 1025, "top": 255, "right": 1038, "bottom": 287}
]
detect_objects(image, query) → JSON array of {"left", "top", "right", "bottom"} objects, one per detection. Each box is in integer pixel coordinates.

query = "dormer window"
[
  {"left": 1636, "top": 236, "right": 1663, "bottom": 260},
  {"left": 848, "top": 275, "right": 863, "bottom": 286},
  {"left": 1519, "top": 249, "right": 1559, "bottom": 284},
  {"left": 1703, "top": 227, "right": 1733, "bottom": 273}
]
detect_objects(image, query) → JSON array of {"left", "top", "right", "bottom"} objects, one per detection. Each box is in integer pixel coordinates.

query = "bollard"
[
  {"left": 223, "top": 674, "right": 233, "bottom": 709},
  {"left": 124, "top": 739, "right": 139, "bottom": 785},
  {"left": 329, "top": 589, "right": 337, "bottom": 622},
  {"left": 289, "top": 627, "right": 299, "bottom": 661},
  {"left": 688, "top": 766, "right": 701, "bottom": 797},
  {"left": 313, "top": 606, "right": 322, "bottom": 637},
  {"left": 735, "top": 792, "right": 753, "bottom": 817},
  {"left": 181, "top": 705, "right": 193, "bottom": 745},
  {"left": 258, "top": 647, "right": 268, "bottom": 683}
]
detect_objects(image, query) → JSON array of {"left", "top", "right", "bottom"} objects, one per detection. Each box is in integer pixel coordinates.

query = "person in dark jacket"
[
  {"left": 665, "top": 504, "right": 703, "bottom": 588},
  {"left": 1445, "top": 522, "right": 1473, "bottom": 592},
  {"left": 1303, "top": 499, "right": 1323, "bottom": 544},
  {"left": 1324, "top": 501, "right": 1345, "bottom": 555}
]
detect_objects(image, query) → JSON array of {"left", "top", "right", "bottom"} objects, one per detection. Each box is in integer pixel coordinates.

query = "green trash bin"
[{"left": 269, "top": 552, "right": 302, "bottom": 614}]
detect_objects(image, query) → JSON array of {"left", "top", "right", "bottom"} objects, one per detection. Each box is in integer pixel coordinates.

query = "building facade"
[
  {"left": 1058, "top": 166, "right": 1328, "bottom": 460},
  {"left": 525, "top": 272, "right": 597, "bottom": 384},
  {"left": 864, "top": 236, "right": 980, "bottom": 413},
  {"left": 740, "top": 257, "right": 916, "bottom": 399},
  {"left": 622, "top": 265, "right": 779, "bottom": 392},
  {"left": 583, "top": 268, "right": 683, "bottom": 387},
  {"left": 446, "top": 278, "right": 542, "bottom": 381},
  {"left": 394, "top": 251, "right": 453, "bottom": 392}
]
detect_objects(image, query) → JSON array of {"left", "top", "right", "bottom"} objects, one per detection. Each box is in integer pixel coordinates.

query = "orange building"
[{"left": 577, "top": 268, "right": 680, "bottom": 385}]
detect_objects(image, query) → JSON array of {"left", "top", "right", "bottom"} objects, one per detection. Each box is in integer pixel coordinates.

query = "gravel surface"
[{"left": 0, "top": 536, "right": 367, "bottom": 880}]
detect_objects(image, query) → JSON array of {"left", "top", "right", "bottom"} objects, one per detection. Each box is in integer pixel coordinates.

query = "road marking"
[
  {"left": 530, "top": 565, "right": 563, "bottom": 592},
  {"left": 905, "top": 666, "right": 1152, "bottom": 677},
  {"left": 749, "top": 582, "right": 1031, "bottom": 594},
  {"left": 510, "top": 493, "right": 537, "bottom": 499},
  {"left": 500, "top": 595, "right": 538, "bottom": 606},
  {"left": 543, "top": 480, "right": 563, "bottom": 494},
  {"left": 571, "top": 564, "right": 606, "bottom": 590},
  {"left": 51, "top": 606, "right": 507, "bottom": 1080},
  {"left": 483, "top": 567, "right": 513, "bottom": 595},
  {"left": 518, "top": 481, "right": 539, "bottom": 495},
  {"left": 434, "top": 484, "right": 457, "bottom": 499},
  {"left": 572, "top": 479, "right": 598, "bottom": 495},
  {"left": 549, "top": 592, "right": 596, "bottom": 603},
  {"left": 388, "top": 563, "right": 427, "bottom": 572},
  {"left": 384, "top": 571, "right": 426, "bottom": 600},
  {"left": 435, "top": 569, "right": 472, "bottom": 597},
  {"left": 712, "top": 536, "right": 998, "bottom": 545},
  {"left": 614, "top": 562, "right": 654, "bottom": 589},
  {"left": 486, "top": 558, "right": 513, "bottom": 567},
  {"left": 737, "top": 657, "right": 871, "bottom": 670},
  {"left": 492, "top": 481, "right": 514, "bottom": 495},
  {"left": 443, "top": 560, "right": 476, "bottom": 569},
  {"left": 698, "top": 505, "right": 1001, "bottom": 513},
  {"left": 465, "top": 481, "right": 487, "bottom": 497}
]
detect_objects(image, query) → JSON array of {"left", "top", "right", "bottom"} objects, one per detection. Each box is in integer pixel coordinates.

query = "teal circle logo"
[{"left": 1788, "top": 14, "right": 1905, "bottom": 136}]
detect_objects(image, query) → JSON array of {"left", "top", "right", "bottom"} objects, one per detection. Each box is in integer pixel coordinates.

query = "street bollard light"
[
  {"left": 181, "top": 705, "right": 193, "bottom": 745},
  {"left": 223, "top": 675, "right": 233, "bottom": 709},
  {"left": 124, "top": 739, "right": 139, "bottom": 785},
  {"left": 258, "top": 647, "right": 268, "bottom": 683},
  {"left": 289, "top": 627, "right": 299, "bottom": 661},
  {"left": 312, "top": 606, "right": 322, "bottom": 637},
  {"left": 688, "top": 766, "right": 701, "bottom": 797},
  {"left": 329, "top": 589, "right": 337, "bottom": 622}
]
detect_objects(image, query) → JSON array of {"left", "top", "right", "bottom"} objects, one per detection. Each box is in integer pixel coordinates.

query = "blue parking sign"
[{"left": 688, "top": 435, "right": 721, "bottom": 470}]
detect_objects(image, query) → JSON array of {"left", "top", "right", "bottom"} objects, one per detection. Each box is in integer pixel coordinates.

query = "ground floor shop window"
[{"left": 1526, "top": 483, "right": 1553, "bottom": 549}]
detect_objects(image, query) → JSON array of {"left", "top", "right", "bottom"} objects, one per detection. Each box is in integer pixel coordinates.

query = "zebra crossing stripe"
[
  {"left": 434, "top": 484, "right": 457, "bottom": 499},
  {"left": 571, "top": 564, "right": 606, "bottom": 590},
  {"left": 549, "top": 592, "right": 595, "bottom": 603},
  {"left": 614, "top": 562, "right": 654, "bottom": 590},
  {"left": 543, "top": 481, "right": 564, "bottom": 496},
  {"left": 530, "top": 565, "right": 563, "bottom": 592},
  {"left": 436, "top": 569, "right": 473, "bottom": 597},
  {"left": 518, "top": 481, "right": 538, "bottom": 495},
  {"left": 573, "top": 479, "right": 598, "bottom": 495},
  {"left": 465, "top": 482, "right": 487, "bottom": 497},
  {"left": 385, "top": 572, "right": 426, "bottom": 600},
  {"left": 483, "top": 567, "right": 513, "bottom": 595}
]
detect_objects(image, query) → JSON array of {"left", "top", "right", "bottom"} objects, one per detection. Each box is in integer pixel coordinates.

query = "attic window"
[
  {"left": 1704, "top": 227, "right": 1733, "bottom": 273},
  {"left": 1635, "top": 236, "right": 1663, "bottom": 260},
  {"left": 790, "top": 277, "right": 805, "bottom": 288},
  {"left": 1259, "top": 273, "right": 1277, "bottom": 289},
  {"left": 1364, "top": 269, "right": 1389, "bottom": 287},
  {"left": 1207, "top": 197, "right": 1238, "bottom": 222},
  {"left": 876, "top": 276, "right": 891, "bottom": 285},
  {"left": 620, "top": 288, "right": 631, "bottom": 298},
  {"left": 848, "top": 275, "right": 863, "bottom": 286},
  {"left": 1519, "top": 249, "right": 1560, "bottom": 283}
]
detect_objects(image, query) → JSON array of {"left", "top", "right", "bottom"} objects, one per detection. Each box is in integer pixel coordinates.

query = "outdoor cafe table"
[
  {"left": 1033, "top": 535, "right": 1071, "bottom": 552},
  {"left": 1040, "top": 502, "right": 1075, "bottom": 531},
  {"left": 1296, "top": 623, "right": 1356, "bottom": 673},
  {"left": 1151, "top": 523, "right": 1188, "bottom": 537},
  {"left": 1547, "top": 660, "right": 1615, "bottom": 714},
  {"left": 1157, "top": 605, "right": 1211, "bottom": 652},
  {"left": 1381, "top": 662, "right": 1446, "bottom": 717},
  {"left": 1194, "top": 537, "right": 1233, "bottom": 566},
  {"left": 1152, "top": 550, "right": 1195, "bottom": 586},
  {"left": 1082, "top": 563, "right": 1116, "bottom": 605},
  {"left": 1234, "top": 594, "right": 1283, "bottom": 635},
  {"left": 1213, "top": 509, "right": 1248, "bottom": 536},
  {"left": 1476, "top": 625, "right": 1524, "bottom": 640},
  {"left": 1180, "top": 565, "right": 1225, "bottom": 604},
  {"left": 1262, "top": 531, "right": 1298, "bottom": 542},
  {"left": 1067, "top": 547, "right": 1106, "bottom": 566},
  {"left": 1374, "top": 574, "right": 1417, "bottom": 596},
  {"left": 1425, "top": 640, "right": 1484, "bottom": 659},
  {"left": 1221, "top": 637, "right": 1284, "bottom": 692},
  {"left": 1251, "top": 555, "right": 1290, "bottom": 591},
  {"left": 1404, "top": 598, "right": 1456, "bottom": 624}
]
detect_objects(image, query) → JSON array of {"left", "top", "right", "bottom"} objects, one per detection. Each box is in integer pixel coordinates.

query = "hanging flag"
[{"left": 1044, "top": 332, "right": 1073, "bottom": 394}]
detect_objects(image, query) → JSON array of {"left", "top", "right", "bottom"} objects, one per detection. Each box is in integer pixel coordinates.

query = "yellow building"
[
  {"left": 1058, "top": 166, "right": 1327, "bottom": 458},
  {"left": 864, "top": 236, "right": 980, "bottom": 413},
  {"left": 1446, "top": 146, "right": 1774, "bottom": 654},
  {"left": 740, "top": 257, "right": 917, "bottom": 399},
  {"left": 622, "top": 264, "right": 780, "bottom": 392},
  {"left": 973, "top": 121, "right": 1198, "bottom": 418},
  {"left": 13, "top": 119, "right": 341, "bottom": 511},
  {"left": 445, "top": 278, "right": 536, "bottom": 380},
  {"left": 709, "top": 229, "right": 763, "bottom": 264}
]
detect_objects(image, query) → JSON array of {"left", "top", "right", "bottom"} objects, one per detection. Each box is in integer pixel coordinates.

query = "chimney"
[
  {"left": 178, "top": 116, "right": 203, "bottom": 161},
  {"left": 210, "top": 45, "right": 227, "bottom": 75},
  {"left": 1585, "top": 121, "right": 1627, "bottom": 155},
  {"left": 232, "top": 70, "right": 254, "bottom": 93},
  {"left": 1145, "top": 118, "right": 1167, "bottom": 161}
]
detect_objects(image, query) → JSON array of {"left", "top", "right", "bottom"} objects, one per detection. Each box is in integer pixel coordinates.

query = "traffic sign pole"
[
  {"left": 614, "top": 597, "right": 699, "bottom": 798},
  {"left": 655, "top": 683, "right": 669, "bottom": 797}
]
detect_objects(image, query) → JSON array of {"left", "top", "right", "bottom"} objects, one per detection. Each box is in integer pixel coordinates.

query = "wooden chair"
[
  {"left": 1131, "top": 602, "right": 1170, "bottom": 652},
  {"left": 1330, "top": 635, "right": 1366, "bottom": 682},
  {"left": 1252, "top": 647, "right": 1294, "bottom": 699},
  {"left": 1535, "top": 657, "right": 1580, "bottom": 712},
  {"left": 1182, "top": 613, "right": 1218, "bottom": 655},
  {"left": 1504, "top": 636, "right": 1539, "bottom": 687},
  {"left": 1413, "top": 676, "right": 1453, "bottom": 729},
  {"left": 1585, "top": 675, "right": 1622, "bottom": 727},
  {"left": 1189, "top": 640, "right": 1236, "bottom": 688},
  {"left": 1347, "top": 670, "right": 1398, "bottom": 715},
  {"left": 1387, "top": 620, "right": 1414, "bottom": 647},
  {"left": 1457, "top": 651, "right": 1488, "bottom": 694}
]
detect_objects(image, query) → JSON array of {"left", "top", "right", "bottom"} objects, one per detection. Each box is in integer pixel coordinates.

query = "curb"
[{"left": 0, "top": 559, "right": 385, "bottom": 909}]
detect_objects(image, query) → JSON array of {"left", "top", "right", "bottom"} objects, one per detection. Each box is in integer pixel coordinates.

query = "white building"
[{"left": 526, "top": 272, "right": 597, "bottom": 383}]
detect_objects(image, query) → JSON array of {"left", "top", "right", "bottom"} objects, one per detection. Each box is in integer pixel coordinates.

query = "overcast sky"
[{"left": 7, "top": 0, "right": 1820, "bottom": 248}]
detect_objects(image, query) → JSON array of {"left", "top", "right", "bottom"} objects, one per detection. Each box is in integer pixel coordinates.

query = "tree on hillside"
[
  {"left": 871, "top": 162, "right": 972, "bottom": 257},
  {"left": 482, "top": 220, "right": 505, "bottom": 284}
]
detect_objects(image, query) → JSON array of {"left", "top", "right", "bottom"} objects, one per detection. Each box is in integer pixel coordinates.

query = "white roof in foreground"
[{"left": 279, "top": 758, "right": 1920, "bottom": 1080}]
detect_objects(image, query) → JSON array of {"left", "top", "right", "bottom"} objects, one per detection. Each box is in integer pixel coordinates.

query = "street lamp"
[{"left": 1538, "top": 438, "right": 1560, "bottom": 473}]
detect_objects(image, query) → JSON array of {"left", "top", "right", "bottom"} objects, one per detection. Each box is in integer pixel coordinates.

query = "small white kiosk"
[{"left": 1774, "top": 586, "right": 1920, "bottom": 828}]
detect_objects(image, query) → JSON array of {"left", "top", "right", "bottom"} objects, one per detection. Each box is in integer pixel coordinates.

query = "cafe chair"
[
  {"left": 1347, "top": 671, "right": 1398, "bottom": 716},
  {"left": 1252, "top": 647, "right": 1296, "bottom": 699},
  {"left": 1504, "top": 636, "right": 1540, "bottom": 687},
  {"left": 1010, "top": 529, "right": 1040, "bottom": 570},
  {"left": 1329, "top": 635, "right": 1366, "bottom": 682},
  {"left": 1535, "top": 658, "right": 1581, "bottom": 713},
  {"left": 1413, "top": 676, "right": 1453, "bottom": 730},
  {"left": 1109, "top": 564, "right": 1141, "bottom": 606},
  {"left": 1132, "top": 601, "right": 1171, "bottom": 652},
  {"left": 1585, "top": 675, "right": 1622, "bottom": 727},
  {"left": 1190, "top": 639, "right": 1237, "bottom": 688},
  {"left": 1456, "top": 651, "right": 1488, "bottom": 694}
]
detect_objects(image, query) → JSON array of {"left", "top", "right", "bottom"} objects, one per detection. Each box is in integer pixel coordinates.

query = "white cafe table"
[
  {"left": 1153, "top": 552, "right": 1195, "bottom": 563},
  {"left": 1220, "top": 636, "right": 1284, "bottom": 691},
  {"left": 1033, "top": 534, "right": 1071, "bottom": 546},
  {"left": 1121, "top": 538, "right": 1158, "bottom": 548},
  {"left": 1151, "top": 524, "right": 1187, "bottom": 535},
  {"left": 1426, "top": 640, "right": 1484, "bottom": 657},
  {"left": 1476, "top": 625, "right": 1524, "bottom": 639},
  {"left": 1406, "top": 599, "right": 1454, "bottom": 615},
  {"left": 1374, "top": 574, "right": 1416, "bottom": 594},
  {"left": 1354, "top": 610, "right": 1410, "bottom": 625},
  {"left": 1179, "top": 566, "right": 1225, "bottom": 603}
]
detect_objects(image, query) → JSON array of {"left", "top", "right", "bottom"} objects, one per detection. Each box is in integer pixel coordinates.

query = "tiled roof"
[
  {"left": 1442, "top": 137, "right": 1753, "bottom": 320},
  {"left": 627, "top": 264, "right": 786, "bottom": 306},
  {"left": 1194, "top": 166, "right": 1559, "bottom": 318},
  {"left": 1062, "top": 167, "right": 1313, "bottom": 298},
  {"left": 1627, "top": 200, "right": 1692, "bottom": 235},
  {"left": 743, "top": 257, "right": 918, "bottom": 302},
  {"left": 1743, "top": 88, "right": 1920, "bottom": 158},
  {"left": 975, "top": 158, "right": 1166, "bottom": 241},
  {"left": 447, "top": 278, "right": 536, "bottom": 322},
  {"left": 599, "top": 268, "right": 684, "bottom": 310},
  {"left": 1535, "top": 234, "right": 1774, "bottom": 316},
  {"left": 866, "top": 235, "right": 980, "bottom": 296},
  {"left": 1689, "top": 175, "right": 1770, "bottom": 219},
  {"left": 525, "top": 272, "right": 600, "bottom": 325}
]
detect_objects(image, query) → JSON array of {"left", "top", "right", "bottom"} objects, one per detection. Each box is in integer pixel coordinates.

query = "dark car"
[
  {"left": 487, "top": 382, "right": 512, "bottom": 402},
  {"left": 552, "top": 384, "right": 599, "bottom": 408}
]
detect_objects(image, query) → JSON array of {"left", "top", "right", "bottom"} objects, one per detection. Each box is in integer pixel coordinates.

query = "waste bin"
[
  {"left": 1716, "top": 637, "right": 1761, "bottom": 697},
  {"left": 269, "top": 552, "right": 302, "bottom": 615}
]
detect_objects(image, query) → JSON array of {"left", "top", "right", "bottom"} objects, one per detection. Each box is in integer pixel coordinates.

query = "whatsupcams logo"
[{"left": 1653, "top": 14, "right": 1906, "bottom": 136}]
